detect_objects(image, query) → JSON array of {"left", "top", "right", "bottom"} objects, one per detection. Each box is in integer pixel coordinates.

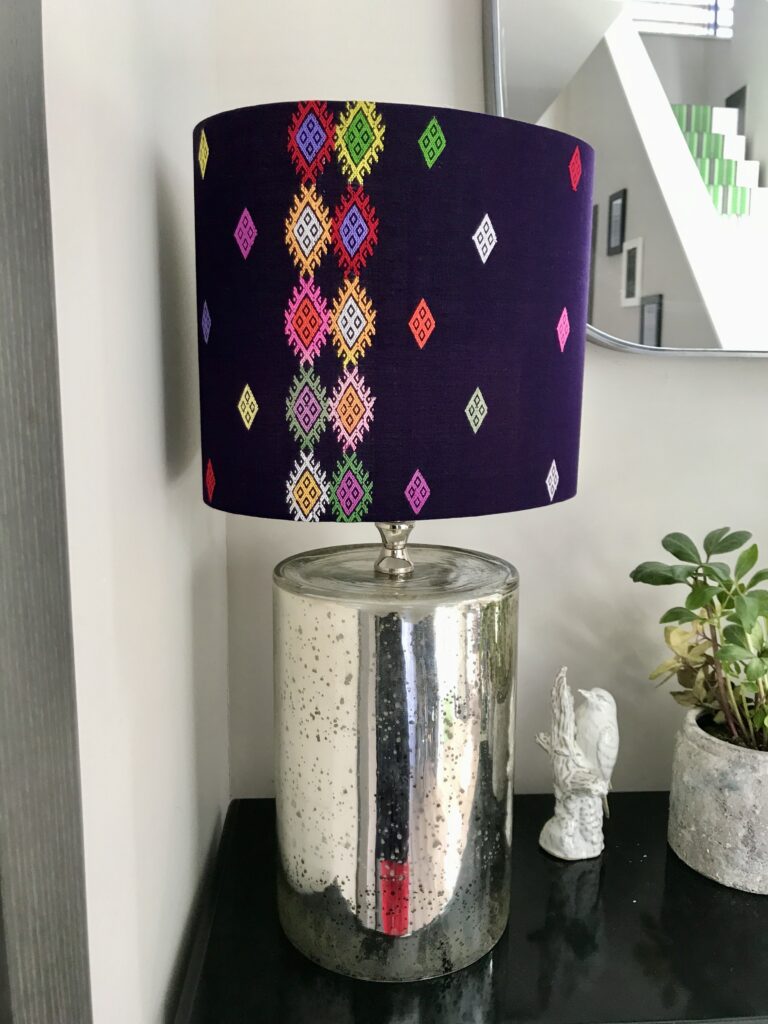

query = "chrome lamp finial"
[{"left": 374, "top": 521, "right": 415, "bottom": 577}]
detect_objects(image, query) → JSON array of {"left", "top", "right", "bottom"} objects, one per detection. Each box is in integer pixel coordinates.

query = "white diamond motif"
[
  {"left": 546, "top": 460, "right": 560, "bottom": 502},
  {"left": 338, "top": 295, "right": 365, "bottom": 349},
  {"left": 472, "top": 213, "right": 497, "bottom": 264},
  {"left": 293, "top": 204, "right": 322, "bottom": 257}
]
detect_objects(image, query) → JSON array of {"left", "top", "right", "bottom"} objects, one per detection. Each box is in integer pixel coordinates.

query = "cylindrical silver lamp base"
[{"left": 273, "top": 543, "right": 518, "bottom": 982}]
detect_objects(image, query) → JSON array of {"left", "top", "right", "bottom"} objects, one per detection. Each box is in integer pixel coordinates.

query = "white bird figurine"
[
  {"left": 536, "top": 669, "right": 619, "bottom": 861},
  {"left": 575, "top": 688, "right": 619, "bottom": 818}
]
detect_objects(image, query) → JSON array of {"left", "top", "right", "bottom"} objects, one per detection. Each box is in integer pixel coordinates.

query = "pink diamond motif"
[
  {"left": 234, "top": 207, "right": 257, "bottom": 259},
  {"left": 556, "top": 307, "right": 570, "bottom": 351},
  {"left": 337, "top": 470, "right": 364, "bottom": 517},
  {"left": 405, "top": 469, "right": 430, "bottom": 515},
  {"left": 569, "top": 146, "right": 582, "bottom": 191}
]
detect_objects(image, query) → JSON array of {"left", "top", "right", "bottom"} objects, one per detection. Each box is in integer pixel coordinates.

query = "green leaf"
[
  {"left": 747, "top": 569, "right": 768, "bottom": 590},
  {"left": 660, "top": 607, "right": 699, "bottom": 624},
  {"left": 723, "top": 623, "right": 748, "bottom": 647},
  {"left": 701, "top": 562, "right": 732, "bottom": 583},
  {"left": 739, "top": 679, "right": 759, "bottom": 695},
  {"left": 749, "top": 590, "right": 768, "bottom": 618},
  {"left": 662, "top": 532, "right": 701, "bottom": 564},
  {"left": 735, "top": 544, "right": 759, "bottom": 581},
  {"left": 746, "top": 658, "right": 768, "bottom": 682},
  {"left": 703, "top": 527, "right": 731, "bottom": 557},
  {"left": 630, "top": 561, "right": 692, "bottom": 586},
  {"left": 716, "top": 643, "right": 753, "bottom": 662},
  {"left": 685, "top": 584, "right": 720, "bottom": 611},
  {"left": 671, "top": 690, "right": 700, "bottom": 708},
  {"left": 734, "top": 593, "right": 759, "bottom": 631},
  {"left": 710, "top": 530, "right": 752, "bottom": 555}
]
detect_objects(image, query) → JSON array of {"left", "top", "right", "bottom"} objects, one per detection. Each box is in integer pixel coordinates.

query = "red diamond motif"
[
  {"left": 287, "top": 101, "right": 335, "bottom": 183},
  {"left": 205, "top": 458, "right": 216, "bottom": 502},
  {"left": 408, "top": 299, "right": 435, "bottom": 349},
  {"left": 569, "top": 146, "right": 582, "bottom": 192},
  {"left": 332, "top": 186, "right": 379, "bottom": 277}
]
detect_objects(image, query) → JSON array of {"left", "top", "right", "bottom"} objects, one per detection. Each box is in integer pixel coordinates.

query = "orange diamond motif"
[
  {"left": 286, "top": 453, "right": 328, "bottom": 522},
  {"left": 285, "top": 184, "right": 332, "bottom": 276},
  {"left": 330, "top": 368, "right": 374, "bottom": 452},
  {"left": 409, "top": 298, "right": 435, "bottom": 348}
]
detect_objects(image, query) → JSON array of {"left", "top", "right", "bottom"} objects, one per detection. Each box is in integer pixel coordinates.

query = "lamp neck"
[{"left": 374, "top": 522, "right": 415, "bottom": 578}]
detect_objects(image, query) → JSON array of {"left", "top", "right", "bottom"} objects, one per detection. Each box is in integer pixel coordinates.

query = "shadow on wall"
[{"left": 154, "top": 159, "right": 199, "bottom": 482}]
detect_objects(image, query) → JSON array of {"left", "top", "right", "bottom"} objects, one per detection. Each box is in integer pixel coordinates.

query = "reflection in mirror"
[{"left": 494, "top": 0, "right": 768, "bottom": 353}]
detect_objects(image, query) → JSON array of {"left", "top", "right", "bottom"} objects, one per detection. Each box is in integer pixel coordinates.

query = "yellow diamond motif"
[
  {"left": 198, "top": 129, "right": 210, "bottom": 179},
  {"left": 237, "top": 383, "right": 258, "bottom": 430},
  {"left": 293, "top": 469, "right": 323, "bottom": 517},
  {"left": 336, "top": 101, "right": 385, "bottom": 185}
]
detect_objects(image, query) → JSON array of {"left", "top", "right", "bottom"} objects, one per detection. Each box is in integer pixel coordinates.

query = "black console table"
[{"left": 174, "top": 793, "right": 768, "bottom": 1024}]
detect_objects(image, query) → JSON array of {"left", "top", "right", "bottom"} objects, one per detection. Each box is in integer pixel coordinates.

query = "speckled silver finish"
[
  {"left": 668, "top": 710, "right": 768, "bottom": 894},
  {"left": 273, "top": 543, "right": 518, "bottom": 981}
]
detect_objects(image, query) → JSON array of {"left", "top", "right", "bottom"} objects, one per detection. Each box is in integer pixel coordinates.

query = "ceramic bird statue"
[
  {"left": 536, "top": 669, "right": 619, "bottom": 861},
  {"left": 575, "top": 688, "right": 619, "bottom": 817}
]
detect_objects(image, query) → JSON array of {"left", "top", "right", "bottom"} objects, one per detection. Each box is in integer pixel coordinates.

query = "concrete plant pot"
[{"left": 669, "top": 710, "right": 768, "bottom": 894}]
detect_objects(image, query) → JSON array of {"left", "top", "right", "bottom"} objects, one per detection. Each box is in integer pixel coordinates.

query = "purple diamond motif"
[
  {"left": 294, "top": 385, "right": 322, "bottom": 432},
  {"left": 336, "top": 470, "right": 364, "bottom": 517},
  {"left": 340, "top": 205, "right": 369, "bottom": 257},
  {"left": 556, "top": 307, "right": 570, "bottom": 351},
  {"left": 201, "top": 301, "right": 211, "bottom": 343},
  {"left": 234, "top": 207, "right": 257, "bottom": 259},
  {"left": 405, "top": 469, "right": 430, "bottom": 515},
  {"left": 297, "top": 112, "right": 326, "bottom": 163}
]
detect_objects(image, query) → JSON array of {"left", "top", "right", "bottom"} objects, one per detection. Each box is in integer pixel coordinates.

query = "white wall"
[
  {"left": 541, "top": 39, "right": 718, "bottom": 349},
  {"left": 43, "top": 3, "right": 230, "bottom": 1023}
]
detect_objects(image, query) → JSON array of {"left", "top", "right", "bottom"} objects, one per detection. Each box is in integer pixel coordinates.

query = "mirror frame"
[{"left": 482, "top": 0, "right": 766, "bottom": 358}]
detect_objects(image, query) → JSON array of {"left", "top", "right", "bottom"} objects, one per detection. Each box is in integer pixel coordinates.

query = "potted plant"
[{"left": 631, "top": 528, "right": 768, "bottom": 894}]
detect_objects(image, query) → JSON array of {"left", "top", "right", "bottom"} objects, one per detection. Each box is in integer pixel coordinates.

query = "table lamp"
[{"left": 193, "top": 100, "right": 593, "bottom": 982}]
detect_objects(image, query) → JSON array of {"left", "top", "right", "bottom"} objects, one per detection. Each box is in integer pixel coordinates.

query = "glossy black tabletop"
[{"left": 174, "top": 794, "right": 768, "bottom": 1024}]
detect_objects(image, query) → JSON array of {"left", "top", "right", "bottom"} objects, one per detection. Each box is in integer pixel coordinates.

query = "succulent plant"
[{"left": 631, "top": 529, "right": 768, "bottom": 750}]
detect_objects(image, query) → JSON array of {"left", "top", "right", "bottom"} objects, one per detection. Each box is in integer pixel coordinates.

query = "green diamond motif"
[
  {"left": 464, "top": 387, "right": 488, "bottom": 434},
  {"left": 418, "top": 116, "right": 446, "bottom": 168},
  {"left": 285, "top": 366, "right": 328, "bottom": 451},
  {"left": 344, "top": 109, "right": 375, "bottom": 166}
]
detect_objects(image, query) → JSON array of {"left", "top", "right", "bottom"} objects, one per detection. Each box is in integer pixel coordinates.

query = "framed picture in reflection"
[
  {"left": 640, "top": 294, "right": 663, "bottom": 347},
  {"left": 621, "top": 237, "right": 643, "bottom": 307},
  {"left": 607, "top": 188, "right": 627, "bottom": 256}
]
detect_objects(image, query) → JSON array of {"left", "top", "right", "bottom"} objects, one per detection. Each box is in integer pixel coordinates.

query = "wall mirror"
[{"left": 484, "top": 0, "right": 767, "bottom": 355}]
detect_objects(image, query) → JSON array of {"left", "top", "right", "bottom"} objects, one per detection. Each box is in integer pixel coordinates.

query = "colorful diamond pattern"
[
  {"left": 198, "top": 129, "right": 210, "bottom": 179},
  {"left": 330, "top": 452, "right": 373, "bottom": 522},
  {"left": 286, "top": 366, "right": 328, "bottom": 450},
  {"left": 336, "top": 101, "right": 385, "bottom": 184},
  {"left": 569, "top": 146, "right": 582, "bottom": 191},
  {"left": 331, "top": 277, "right": 376, "bottom": 366},
  {"left": 285, "top": 184, "right": 331, "bottom": 275},
  {"left": 237, "top": 383, "right": 259, "bottom": 429},
  {"left": 556, "top": 307, "right": 570, "bottom": 351},
  {"left": 286, "top": 453, "right": 329, "bottom": 522},
  {"left": 546, "top": 460, "right": 560, "bottom": 502},
  {"left": 201, "top": 301, "right": 211, "bottom": 344},
  {"left": 330, "top": 368, "right": 375, "bottom": 452},
  {"left": 204, "top": 458, "right": 216, "bottom": 502},
  {"left": 234, "top": 207, "right": 257, "bottom": 259},
  {"left": 465, "top": 387, "right": 488, "bottom": 433},
  {"left": 332, "top": 186, "right": 379, "bottom": 277},
  {"left": 409, "top": 298, "right": 435, "bottom": 349},
  {"left": 405, "top": 469, "right": 430, "bottom": 516},
  {"left": 287, "top": 101, "right": 335, "bottom": 183},
  {"left": 472, "top": 214, "right": 496, "bottom": 264},
  {"left": 284, "top": 277, "right": 330, "bottom": 364},
  {"left": 418, "top": 117, "right": 446, "bottom": 168}
]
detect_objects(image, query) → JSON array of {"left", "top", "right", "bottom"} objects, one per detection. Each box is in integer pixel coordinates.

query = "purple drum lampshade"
[{"left": 193, "top": 101, "right": 594, "bottom": 523}]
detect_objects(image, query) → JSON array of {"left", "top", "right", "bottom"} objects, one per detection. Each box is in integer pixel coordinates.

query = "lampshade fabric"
[{"left": 193, "top": 101, "right": 594, "bottom": 522}]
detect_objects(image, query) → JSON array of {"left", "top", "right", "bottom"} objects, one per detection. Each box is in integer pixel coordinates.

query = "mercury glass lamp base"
[{"left": 273, "top": 542, "right": 518, "bottom": 982}]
